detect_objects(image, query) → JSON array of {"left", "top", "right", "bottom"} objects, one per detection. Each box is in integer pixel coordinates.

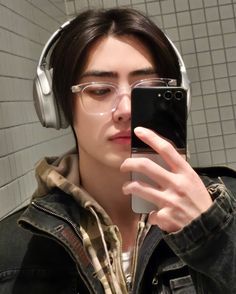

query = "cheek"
[
  {"left": 76, "top": 114, "right": 96, "bottom": 140},
  {"left": 73, "top": 103, "right": 94, "bottom": 142},
  {"left": 72, "top": 101, "right": 110, "bottom": 146}
]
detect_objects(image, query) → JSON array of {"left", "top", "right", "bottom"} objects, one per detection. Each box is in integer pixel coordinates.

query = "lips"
[{"left": 109, "top": 131, "right": 131, "bottom": 144}]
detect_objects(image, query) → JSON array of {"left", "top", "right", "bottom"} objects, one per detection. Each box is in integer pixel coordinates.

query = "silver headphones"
[
  {"left": 33, "top": 19, "right": 190, "bottom": 130},
  {"left": 33, "top": 20, "right": 71, "bottom": 129}
]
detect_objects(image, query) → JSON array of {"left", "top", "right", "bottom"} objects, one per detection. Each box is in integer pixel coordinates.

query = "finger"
[
  {"left": 120, "top": 156, "right": 173, "bottom": 188},
  {"left": 148, "top": 208, "right": 184, "bottom": 232},
  {"left": 122, "top": 180, "right": 176, "bottom": 210},
  {"left": 134, "top": 127, "right": 188, "bottom": 172}
]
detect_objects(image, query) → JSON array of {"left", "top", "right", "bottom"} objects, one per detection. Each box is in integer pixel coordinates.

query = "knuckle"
[
  {"left": 173, "top": 181, "right": 185, "bottom": 195},
  {"left": 171, "top": 175, "right": 187, "bottom": 195}
]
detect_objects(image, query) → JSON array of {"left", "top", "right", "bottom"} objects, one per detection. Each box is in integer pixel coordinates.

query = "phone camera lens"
[
  {"left": 164, "top": 90, "right": 172, "bottom": 100},
  {"left": 175, "top": 91, "right": 183, "bottom": 100}
]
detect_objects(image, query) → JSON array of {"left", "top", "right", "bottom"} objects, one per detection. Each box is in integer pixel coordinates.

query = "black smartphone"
[{"left": 131, "top": 86, "right": 187, "bottom": 213}]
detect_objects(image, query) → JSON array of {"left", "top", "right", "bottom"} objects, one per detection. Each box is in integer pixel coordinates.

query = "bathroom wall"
[
  {"left": 0, "top": 0, "right": 75, "bottom": 219},
  {"left": 0, "top": 0, "right": 236, "bottom": 219}
]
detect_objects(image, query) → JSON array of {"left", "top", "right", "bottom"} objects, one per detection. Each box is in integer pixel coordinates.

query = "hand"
[{"left": 120, "top": 127, "right": 213, "bottom": 233}]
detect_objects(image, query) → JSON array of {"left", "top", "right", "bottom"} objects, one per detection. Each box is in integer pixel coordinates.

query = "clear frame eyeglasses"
[{"left": 71, "top": 78, "right": 177, "bottom": 115}]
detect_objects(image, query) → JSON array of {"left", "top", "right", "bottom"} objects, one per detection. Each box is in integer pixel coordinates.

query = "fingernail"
[{"left": 134, "top": 127, "right": 147, "bottom": 135}]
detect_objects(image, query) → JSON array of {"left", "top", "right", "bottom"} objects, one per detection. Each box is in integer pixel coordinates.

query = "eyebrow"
[
  {"left": 129, "top": 68, "right": 158, "bottom": 77},
  {"left": 80, "top": 70, "right": 117, "bottom": 79},
  {"left": 80, "top": 67, "right": 158, "bottom": 80}
]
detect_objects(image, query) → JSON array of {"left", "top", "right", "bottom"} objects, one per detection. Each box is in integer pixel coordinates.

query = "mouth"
[{"left": 109, "top": 131, "right": 131, "bottom": 145}]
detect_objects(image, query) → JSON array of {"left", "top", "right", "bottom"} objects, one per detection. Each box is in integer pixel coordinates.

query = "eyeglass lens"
[{"left": 81, "top": 79, "right": 175, "bottom": 114}]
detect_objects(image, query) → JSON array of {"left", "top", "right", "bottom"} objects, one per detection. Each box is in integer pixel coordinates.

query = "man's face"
[{"left": 73, "top": 35, "right": 156, "bottom": 170}]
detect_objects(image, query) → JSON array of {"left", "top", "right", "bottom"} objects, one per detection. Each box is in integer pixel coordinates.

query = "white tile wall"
[{"left": 0, "top": 0, "right": 75, "bottom": 219}]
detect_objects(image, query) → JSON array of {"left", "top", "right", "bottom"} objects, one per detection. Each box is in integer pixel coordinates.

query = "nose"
[{"left": 112, "top": 93, "right": 131, "bottom": 123}]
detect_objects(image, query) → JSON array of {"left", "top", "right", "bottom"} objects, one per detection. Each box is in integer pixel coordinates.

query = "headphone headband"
[
  {"left": 37, "top": 20, "right": 71, "bottom": 73},
  {"left": 165, "top": 36, "right": 191, "bottom": 107}
]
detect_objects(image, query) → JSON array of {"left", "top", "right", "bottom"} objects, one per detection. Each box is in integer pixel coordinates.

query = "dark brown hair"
[{"left": 50, "top": 8, "right": 181, "bottom": 125}]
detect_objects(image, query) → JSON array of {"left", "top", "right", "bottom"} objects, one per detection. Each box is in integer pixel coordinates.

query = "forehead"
[{"left": 82, "top": 35, "right": 155, "bottom": 75}]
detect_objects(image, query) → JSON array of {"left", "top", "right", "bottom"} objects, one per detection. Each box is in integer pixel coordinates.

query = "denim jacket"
[{"left": 0, "top": 153, "right": 236, "bottom": 294}]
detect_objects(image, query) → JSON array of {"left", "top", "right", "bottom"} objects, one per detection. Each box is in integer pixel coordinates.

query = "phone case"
[
  {"left": 131, "top": 87, "right": 187, "bottom": 213},
  {"left": 131, "top": 153, "right": 169, "bottom": 213}
]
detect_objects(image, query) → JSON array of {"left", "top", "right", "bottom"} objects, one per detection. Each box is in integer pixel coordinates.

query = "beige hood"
[{"left": 32, "top": 149, "right": 113, "bottom": 225}]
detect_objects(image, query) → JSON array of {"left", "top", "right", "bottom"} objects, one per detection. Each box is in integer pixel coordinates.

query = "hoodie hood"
[
  {"left": 32, "top": 149, "right": 113, "bottom": 225},
  {"left": 32, "top": 149, "right": 80, "bottom": 197}
]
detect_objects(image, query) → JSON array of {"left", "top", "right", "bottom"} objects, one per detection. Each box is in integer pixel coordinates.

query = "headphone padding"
[{"left": 33, "top": 69, "right": 69, "bottom": 129}]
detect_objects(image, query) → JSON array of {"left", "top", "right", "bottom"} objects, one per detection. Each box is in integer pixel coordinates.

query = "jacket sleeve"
[{"left": 163, "top": 169, "right": 236, "bottom": 294}]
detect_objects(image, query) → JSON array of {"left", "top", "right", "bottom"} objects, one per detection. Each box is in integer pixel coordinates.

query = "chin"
[{"left": 105, "top": 152, "right": 130, "bottom": 168}]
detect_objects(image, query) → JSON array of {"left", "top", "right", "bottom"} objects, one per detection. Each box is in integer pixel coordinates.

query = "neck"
[
  {"left": 79, "top": 150, "right": 131, "bottom": 217},
  {"left": 79, "top": 149, "right": 140, "bottom": 251}
]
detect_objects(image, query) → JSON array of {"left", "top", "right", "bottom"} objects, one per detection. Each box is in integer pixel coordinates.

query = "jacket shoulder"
[
  {"left": 0, "top": 206, "right": 75, "bottom": 272},
  {"left": 195, "top": 166, "right": 236, "bottom": 195},
  {"left": 194, "top": 165, "right": 236, "bottom": 178},
  {"left": 0, "top": 207, "right": 30, "bottom": 246},
  {"left": 0, "top": 207, "right": 33, "bottom": 269}
]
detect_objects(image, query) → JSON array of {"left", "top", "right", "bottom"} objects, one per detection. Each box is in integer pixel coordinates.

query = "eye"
[{"left": 84, "top": 85, "right": 115, "bottom": 99}]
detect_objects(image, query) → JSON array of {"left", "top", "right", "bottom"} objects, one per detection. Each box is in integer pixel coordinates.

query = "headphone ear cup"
[
  {"left": 33, "top": 19, "right": 72, "bottom": 129},
  {"left": 33, "top": 68, "right": 69, "bottom": 129}
]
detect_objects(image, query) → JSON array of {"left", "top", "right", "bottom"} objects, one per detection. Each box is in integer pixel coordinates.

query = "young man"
[{"left": 1, "top": 8, "right": 236, "bottom": 294}]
